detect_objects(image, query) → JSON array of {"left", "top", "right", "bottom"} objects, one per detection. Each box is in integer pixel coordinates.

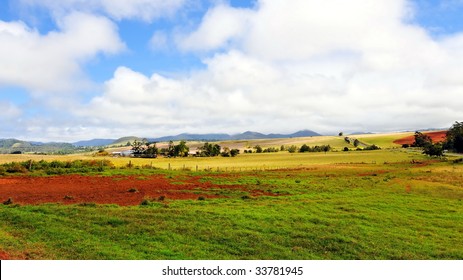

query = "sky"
[{"left": 1, "top": 0, "right": 463, "bottom": 142}]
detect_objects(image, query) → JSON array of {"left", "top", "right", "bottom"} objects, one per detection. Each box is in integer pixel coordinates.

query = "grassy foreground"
[{"left": 1, "top": 149, "right": 462, "bottom": 259}]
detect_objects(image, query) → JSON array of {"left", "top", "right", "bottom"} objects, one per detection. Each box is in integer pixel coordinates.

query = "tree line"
[
  {"left": 412, "top": 121, "right": 463, "bottom": 157},
  {"left": 130, "top": 140, "right": 239, "bottom": 158}
]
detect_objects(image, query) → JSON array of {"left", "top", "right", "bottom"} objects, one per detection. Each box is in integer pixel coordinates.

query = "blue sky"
[{"left": 1, "top": 0, "right": 463, "bottom": 141}]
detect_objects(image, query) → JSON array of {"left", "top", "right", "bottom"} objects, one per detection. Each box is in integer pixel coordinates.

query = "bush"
[
  {"left": 230, "top": 149, "right": 240, "bottom": 157},
  {"left": 3, "top": 198, "right": 13, "bottom": 205},
  {"left": 287, "top": 145, "right": 298, "bottom": 153},
  {"left": 364, "top": 145, "right": 381, "bottom": 150},
  {"left": 5, "top": 162, "right": 28, "bottom": 173},
  {"left": 140, "top": 199, "right": 151, "bottom": 206},
  {"left": 423, "top": 143, "right": 444, "bottom": 157}
]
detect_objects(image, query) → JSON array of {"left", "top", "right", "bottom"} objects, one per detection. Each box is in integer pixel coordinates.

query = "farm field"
[{"left": 0, "top": 133, "right": 462, "bottom": 260}]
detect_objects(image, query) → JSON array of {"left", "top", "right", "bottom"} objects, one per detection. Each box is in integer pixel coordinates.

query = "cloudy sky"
[{"left": 1, "top": 0, "right": 462, "bottom": 142}]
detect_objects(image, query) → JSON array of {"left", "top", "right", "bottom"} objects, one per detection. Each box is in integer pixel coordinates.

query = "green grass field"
[{"left": 1, "top": 133, "right": 462, "bottom": 260}]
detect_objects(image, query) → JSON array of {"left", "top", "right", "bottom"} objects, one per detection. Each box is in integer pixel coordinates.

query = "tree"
[
  {"left": 167, "top": 141, "right": 175, "bottom": 157},
  {"left": 287, "top": 145, "right": 298, "bottom": 153},
  {"left": 174, "top": 141, "right": 189, "bottom": 157},
  {"left": 143, "top": 142, "right": 158, "bottom": 158},
  {"left": 299, "top": 144, "right": 310, "bottom": 153},
  {"left": 197, "top": 142, "right": 221, "bottom": 157},
  {"left": 423, "top": 143, "right": 444, "bottom": 157},
  {"left": 131, "top": 140, "right": 146, "bottom": 155},
  {"left": 445, "top": 121, "right": 463, "bottom": 153},
  {"left": 221, "top": 147, "right": 231, "bottom": 157},
  {"left": 323, "top": 145, "right": 331, "bottom": 154},
  {"left": 254, "top": 145, "right": 263, "bottom": 153},
  {"left": 230, "top": 149, "right": 240, "bottom": 157},
  {"left": 413, "top": 131, "right": 432, "bottom": 148},
  {"left": 339, "top": 132, "right": 343, "bottom": 136},
  {"left": 353, "top": 139, "right": 360, "bottom": 147}
]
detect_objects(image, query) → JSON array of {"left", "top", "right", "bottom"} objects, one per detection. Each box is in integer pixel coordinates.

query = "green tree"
[
  {"left": 445, "top": 121, "right": 463, "bottom": 153},
  {"left": 174, "top": 141, "right": 189, "bottom": 157},
  {"left": 287, "top": 145, "right": 298, "bottom": 153},
  {"left": 131, "top": 140, "right": 145, "bottom": 155},
  {"left": 299, "top": 144, "right": 310, "bottom": 153},
  {"left": 144, "top": 142, "right": 158, "bottom": 158},
  {"left": 167, "top": 141, "right": 175, "bottom": 157},
  {"left": 353, "top": 139, "right": 360, "bottom": 147},
  {"left": 254, "top": 145, "right": 263, "bottom": 153},
  {"left": 230, "top": 149, "right": 240, "bottom": 157},
  {"left": 423, "top": 143, "right": 444, "bottom": 157},
  {"left": 198, "top": 142, "right": 221, "bottom": 157},
  {"left": 323, "top": 145, "right": 331, "bottom": 154},
  {"left": 221, "top": 147, "right": 231, "bottom": 157},
  {"left": 413, "top": 131, "right": 432, "bottom": 148}
]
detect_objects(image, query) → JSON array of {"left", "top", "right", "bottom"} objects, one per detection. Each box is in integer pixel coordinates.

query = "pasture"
[{"left": 0, "top": 133, "right": 462, "bottom": 260}]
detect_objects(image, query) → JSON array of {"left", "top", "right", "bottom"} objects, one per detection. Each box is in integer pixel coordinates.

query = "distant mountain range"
[
  {"left": 0, "top": 138, "right": 78, "bottom": 154},
  {"left": 0, "top": 130, "right": 322, "bottom": 152},
  {"left": 146, "top": 130, "right": 321, "bottom": 143}
]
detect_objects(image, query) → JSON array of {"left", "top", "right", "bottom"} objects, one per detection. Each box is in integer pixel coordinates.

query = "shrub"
[
  {"left": 140, "top": 199, "right": 151, "bottom": 206},
  {"left": 287, "top": 145, "right": 298, "bottom": 153},
  {"left": 128, "top": 188, "right": 138, "bottom": 193},
  {"left": 423, "top": 143, "right": 444, "bottom": 157},
  {"left": 3, "top": 198, "right": 13, "bottom": 205},
  {"left": 5, "top": 163, "right": 28, "bottom": 173},
  {"left": 197, "top": 196, "right": 206, "bottom": 201},
  {"left": 364, "top": 145, "right": 381, "bottom": 150}
]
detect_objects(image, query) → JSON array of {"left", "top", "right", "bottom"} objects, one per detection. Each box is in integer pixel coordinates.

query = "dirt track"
[{"left": 0, "top": 174, "right": 258, "bottom": 206}]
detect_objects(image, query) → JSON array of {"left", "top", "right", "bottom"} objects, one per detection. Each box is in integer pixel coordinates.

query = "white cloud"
[
  {"left": 0, "top": 12, "right": 125, "bottom": 93},
  {"left": 76, "top": 0, "right": 463, "bottom": 138},
  {"left": 0, "top": 101, "right": 22, "bottom": 120},
  {"left": 179, "top": 4, "right": 253, "bottom": 51},
  {"left": 19, "top": 0, "right": 186, "bottom": 22},
  {"left": 149, "top": 31, "right": 169, "bottom": 51}
]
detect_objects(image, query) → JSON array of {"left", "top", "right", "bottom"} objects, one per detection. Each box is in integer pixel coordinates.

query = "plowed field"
[
  {"left": 393, "top": 130, "right": 447, "bottom": 145},
  {"left": 0, "top": 174, "right": 266, "bottom": 206}
]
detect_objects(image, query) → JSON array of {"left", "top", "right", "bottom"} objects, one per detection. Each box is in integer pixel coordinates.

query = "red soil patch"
[
  {"left": 393, "top": 131, "right": 447, "bottom": 145},
  {"left": 0, "top": 250, "right": 10, "bottom": 260},
  {"left": 0, "top": 174, "right": 270, "bottom": 206}
]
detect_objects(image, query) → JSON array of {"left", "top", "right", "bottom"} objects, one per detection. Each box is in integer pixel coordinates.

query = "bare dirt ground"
[
  {"left": 393, "top": 130, "right": 447, "bottom": 145},
  {"left": 0, "top": 250, "right": 10, "bottom": 260},
  {"left": 0, "top": 174, "right": 274, "bottom": 206}
]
